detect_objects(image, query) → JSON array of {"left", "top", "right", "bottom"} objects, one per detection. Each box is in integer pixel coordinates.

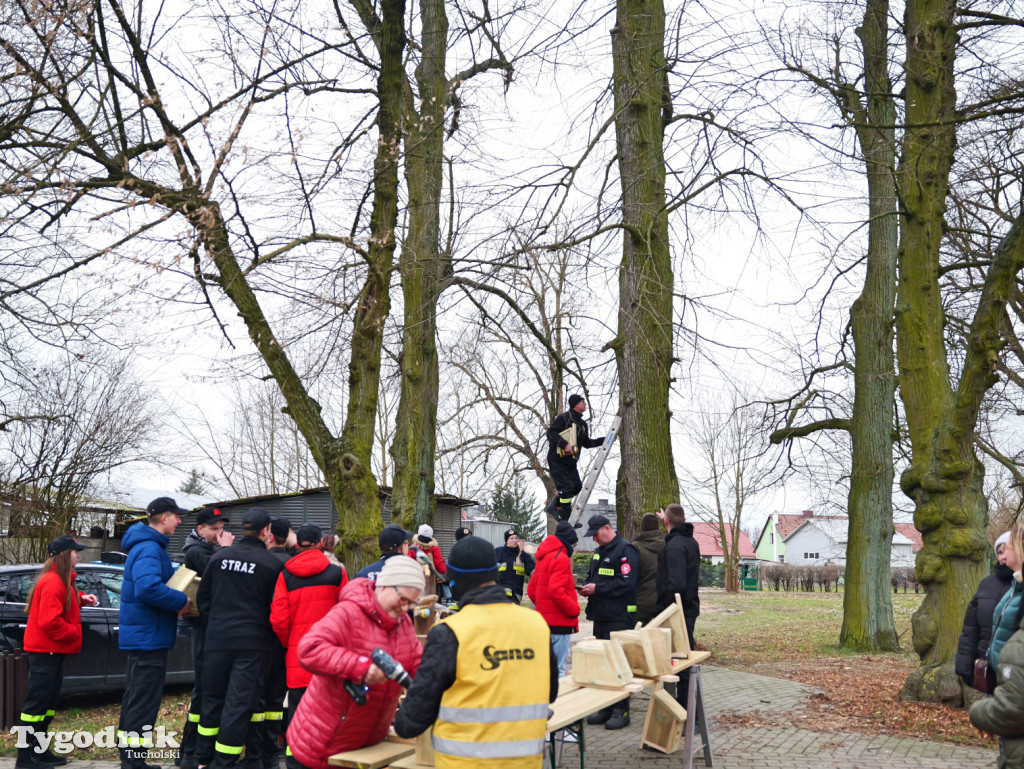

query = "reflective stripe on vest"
[
  {"left": 598, "top": 568, "right": 615, "bottom": 576},
  {"left": 433, "top": 602, "right": 550, "bottom": 769}
]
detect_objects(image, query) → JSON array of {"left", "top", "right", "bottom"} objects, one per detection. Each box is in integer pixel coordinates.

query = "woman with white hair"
[
  {"left": 956, "top": 530, "right": 1017, "bottom": 691},
  {"left": 286, "top": 555, "right": 424, "bottom": 769}
]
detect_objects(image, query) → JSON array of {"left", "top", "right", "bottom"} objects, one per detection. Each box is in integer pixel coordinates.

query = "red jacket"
[
  {"left": 270, "top": 548, "right": 348, "bottom": 689},
  {"left": 286, "top": 578, "right": 422, "bottom": 769},
  {"left": 24, "top": 568, "right": 87, "bottom": 654},
  {"left": 527, "top": 535, "right": 580, "bottom": 632},
  {"left": 408, "top": 539, "right": 446, "bottom": 577}
]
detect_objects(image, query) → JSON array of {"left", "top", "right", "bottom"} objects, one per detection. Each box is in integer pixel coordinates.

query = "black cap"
[
  {"left": 379, "top": 524, "right": 408, "bottom": 552},
  {"left": 242, "top": 507, "right": 271, "bottom": 530},
  {"left": 270, "top": 518, "right": 291, "bottom": 539},
  {"left": 503, "top": 528, "right": 518, "bottom": 543},
  {"left": 296, "top": 523, "right": 322, "bottom": 546},
  {"left": 555, "top": 522, "right": 578, "bottom": 546},
  {"left": 455, "top": 527, "right": 472, "bottom": 541},
  {"left": 196, "top": 507, "right": 229, "bottom": 526},
  {"left": 584, "top": 514, "right": 611, "bottom": 538},
  {"left": 568, "top": 394, "right": 584, "bottom": 409},
  {"left": 147, "top": 497, "right": 188, "bottom": 517},
  {"left": 48, "top": 535, "right": 87, "bottom": 556}
]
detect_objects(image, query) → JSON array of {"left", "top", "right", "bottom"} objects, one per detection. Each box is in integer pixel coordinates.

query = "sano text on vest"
[{"left": 481, "top": 645, "right": 536, "bottom": 670}]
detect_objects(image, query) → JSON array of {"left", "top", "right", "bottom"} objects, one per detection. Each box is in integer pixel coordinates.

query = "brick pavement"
[
  {"left": 562, "top": 665, "right": 999, "bottom": 769},
  {"left": 0, "top": 665, "right": 998, "bottom": 769}
]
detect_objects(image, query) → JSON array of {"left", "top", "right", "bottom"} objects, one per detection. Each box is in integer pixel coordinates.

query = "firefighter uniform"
[
  {"left": 494, "top": 545, "right": 535, "bottom": 604},
  {"left": 583, "top": 528, "right": 638, "bottom": 727},
  {"left": 195, "top": 517, "right": 283, "bottom": 769}
]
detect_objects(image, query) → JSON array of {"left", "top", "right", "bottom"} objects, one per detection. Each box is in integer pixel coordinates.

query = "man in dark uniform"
[
  {"left": 262, "top": 518, "right": 294, "bottom": 766},
  {"left": 355, "top": 524, "right": 411, "bottom": 581},
  {"left": 494, "top": 529, "right": 535, "bottom": 604},
  {"left": 545, "top": 395, "right": 605, "bottom": 523},
  {"left": 178, "top": 507, "right": 232, "bottom": 769},
  {"left": 196, "top": 508, "right": 284, "bottom": 769},
  {"left": 656, "top": 503, "right": 701, "bottom": 705},
  {"left": 580, "top": 514, "right": 639, "bottom": 730}
]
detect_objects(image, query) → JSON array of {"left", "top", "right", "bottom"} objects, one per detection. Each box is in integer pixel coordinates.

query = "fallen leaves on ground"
[{"left": 718, "top": 656, "right": 994, "bottom": 747}]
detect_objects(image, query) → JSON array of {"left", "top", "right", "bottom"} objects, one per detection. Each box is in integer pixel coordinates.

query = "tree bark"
[
  {"left": 896, "top": 0, "right": 984, "bottom": 703},
  {"left": 389, "top": 0, "right": 449, "bottom": 528},
  {"left": 610, "top": 0, "right": 679, "bottom": 538},
  {"left": 839, "top": 0, "right": 901, "bottom": 653}
]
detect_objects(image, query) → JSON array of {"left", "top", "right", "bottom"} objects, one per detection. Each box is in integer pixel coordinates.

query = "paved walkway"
[
  {"left": 570, "top": 665, "right": 998, "bottom": 769},
  {"left": 0, "top": 665, "right": 998, "bottom": 769}
]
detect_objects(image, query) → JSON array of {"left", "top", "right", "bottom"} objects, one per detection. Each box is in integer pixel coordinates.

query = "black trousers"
[
  {"left": 548, "top": 458, "right": 583, "bottom": 519},
  {"left": 261, "top": 648, "right": 288, "bottom": 769},
  {"left": 17, "top": 653, "right": 65, "bottom": 758},
  {"left": 593, "top": 619, "right": 632, "bottom": 717},
  {"left": 675, "top": 615, "right": 698, "bottom": 706},
  {"left": 179, "top": 625, "right": 206, "bottom": 765},
  {"left": 119, "top": 649, "right": 169, "bottom": 769},
  {"left": 198, "top": 649, "right": 271, "bottom": 769}
]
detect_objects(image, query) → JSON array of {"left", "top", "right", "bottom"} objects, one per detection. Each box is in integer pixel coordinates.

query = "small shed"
[
  {"left": 466, "top": 519, "right": 520, "bottom": 549},
  {"left": 166, "top": 486, "right": 476, "bottom": 558}
]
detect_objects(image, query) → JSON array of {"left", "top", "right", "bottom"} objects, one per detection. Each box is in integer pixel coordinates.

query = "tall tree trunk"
[
  {"left": 840, "top": 0, "right": 900, "bottom": 653},
  {"left": 610, "top": 0, "right": 679, "bottom": 538},
  {"left": 333, "top": 0, "right": 406, "bottom": 565},
  {"left": 390, "top": 0, "right": 449, "bottom": 528},
  {"left": 895, "top": 0, "right": 986, "bottom": 703}
]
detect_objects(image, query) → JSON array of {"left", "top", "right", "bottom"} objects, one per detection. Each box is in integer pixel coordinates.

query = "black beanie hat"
[
  {"left": 503, "top": 528, "right": 518, "bottom": 544},
  {"left": 555, "top": 521, "right": 578, "bottom": 547},
  {"left": 568, "top": 394, "right": 583, "bottom": 409},
  {"left": 447, "top": 536, "right": 498, "bottom": 601}
]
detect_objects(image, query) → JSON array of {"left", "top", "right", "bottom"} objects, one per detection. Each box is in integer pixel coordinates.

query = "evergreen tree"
[
  {"left": 178, "top": 468, "right": 208, "bottom": 496},
  {"left": 489, "top": 476, "right": 545, "bottom": 542}
]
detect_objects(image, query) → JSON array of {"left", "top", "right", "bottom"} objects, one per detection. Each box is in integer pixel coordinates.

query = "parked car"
[{"left": 0, "top": 562, "right": 195, "bottom": 694}]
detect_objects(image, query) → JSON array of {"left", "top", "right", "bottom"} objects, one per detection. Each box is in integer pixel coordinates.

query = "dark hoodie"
[
  {"left": 119, "top": 522, "right": 189, "bottom": 650},
  {"left": 656, "top": 522, "right": 701, "bottom": 619},
  {"left": 634, "top": 528, "right": 666, "bottom": 624},
  {"left": 183, "top": 528, "right": 217, "bottom": 575}
]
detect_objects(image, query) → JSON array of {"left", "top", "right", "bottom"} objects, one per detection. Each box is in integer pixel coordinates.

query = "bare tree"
[
  {"left": 681, "top": 393, "right": 776, "bottom": 591},
  {"left": 0, "top": 353, "right": 159, "bottom": 562}
]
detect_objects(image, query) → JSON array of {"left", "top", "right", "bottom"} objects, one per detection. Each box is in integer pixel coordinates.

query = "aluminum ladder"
[{"left": 567, "top": 414, "right": 622, "bottom": 528}]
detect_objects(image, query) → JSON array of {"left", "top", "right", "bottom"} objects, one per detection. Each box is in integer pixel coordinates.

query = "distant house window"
[
  {"left": 779, "top": 555, "right": 784, "bottom": 563},
  {"left": 769, "top": 533, "right": 774, "bottom": 544}
]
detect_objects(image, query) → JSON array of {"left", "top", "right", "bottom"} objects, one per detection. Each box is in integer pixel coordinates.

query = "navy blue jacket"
[
  {"left": 355, "top": 552, "right": 405, "bottom": 582},
  {"left": 119, "top": 523, "right": 188, "bottom": 650}
]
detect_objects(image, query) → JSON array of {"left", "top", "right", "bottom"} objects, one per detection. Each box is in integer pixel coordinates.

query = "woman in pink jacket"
[{"left": 285, "top": 556, "right": 424, "bottom": 769}]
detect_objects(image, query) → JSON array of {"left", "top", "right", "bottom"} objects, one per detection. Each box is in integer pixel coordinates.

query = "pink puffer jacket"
[{"left": 286, "top": 578, "right": 422, "bottom": 769}]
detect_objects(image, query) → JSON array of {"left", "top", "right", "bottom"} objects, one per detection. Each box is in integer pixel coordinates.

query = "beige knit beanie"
[{"left": 376, "top": 555, "right": 427, "bottom": 592}]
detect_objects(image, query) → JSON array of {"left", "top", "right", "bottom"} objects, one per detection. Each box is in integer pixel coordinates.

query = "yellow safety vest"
[{"left": 433, "top": 602, "right": 551, "bottom": 769}]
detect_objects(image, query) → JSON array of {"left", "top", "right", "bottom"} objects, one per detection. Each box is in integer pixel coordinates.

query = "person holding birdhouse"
[{"left": 545, "top": 395, "right": 606, "bottom": 522}]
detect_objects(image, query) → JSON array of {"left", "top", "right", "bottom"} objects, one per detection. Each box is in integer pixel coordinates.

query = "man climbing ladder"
[{"left": 545, "top": 394, "right": 606, "bottom": 522}]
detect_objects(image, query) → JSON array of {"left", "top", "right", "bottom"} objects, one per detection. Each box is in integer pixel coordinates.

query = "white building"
[{"left": 783, "top": 515, "right": 918, "bottom": 567}]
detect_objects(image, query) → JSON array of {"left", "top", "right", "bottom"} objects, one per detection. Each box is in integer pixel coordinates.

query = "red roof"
[
  {"left": 691, "top": 522, "right": 756, "bottom": 558},
  {"left": 775, "top": 513, "right": 843, "bottom": 540},
  {"left": 894, "top": 523, "right": 923, "bottom": 552}
]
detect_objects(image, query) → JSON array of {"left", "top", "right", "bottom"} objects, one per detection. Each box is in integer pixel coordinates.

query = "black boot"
[
  {"left": 16, "top": 747, "right": 48, "bottom": 769},
  {"left": 604, "top": 703, "right": 630, "bottom": 730},
  {"left": 586, "top": 706, "right": 612, "bottom": 725},
  {"left": 37, "top": 717, "right": 67, "bottom": 766}
]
